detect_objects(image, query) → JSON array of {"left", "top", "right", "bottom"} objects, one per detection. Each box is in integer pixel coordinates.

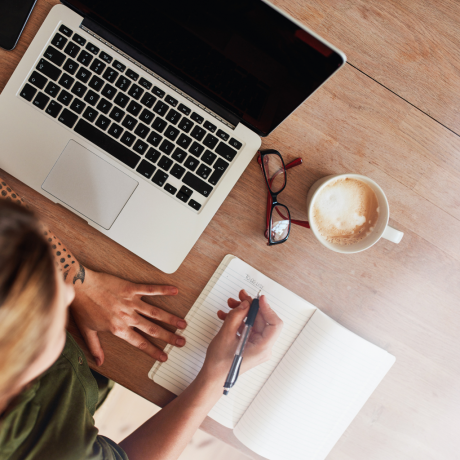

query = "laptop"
[{"left": 0, "top": 0, "right": 346, "bottom": 273}]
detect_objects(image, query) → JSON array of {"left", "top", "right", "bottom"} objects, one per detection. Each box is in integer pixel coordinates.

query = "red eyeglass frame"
[{"left": 257, "top": 150, "right": 310, "bottom": 245}]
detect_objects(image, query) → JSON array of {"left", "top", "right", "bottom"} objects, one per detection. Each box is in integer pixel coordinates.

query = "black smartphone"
[{"left": 0, "top": 0, "right": 38, "bottom": 50}]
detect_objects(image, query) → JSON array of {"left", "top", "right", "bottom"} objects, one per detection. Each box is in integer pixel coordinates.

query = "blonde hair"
[{"left": 0, "top": 200, "right": 57, "bottom": 396}]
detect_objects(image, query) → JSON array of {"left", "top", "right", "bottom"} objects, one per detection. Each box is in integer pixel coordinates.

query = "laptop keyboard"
[{"left": 19, "top": 24, "right": 244, "bottom": 212}]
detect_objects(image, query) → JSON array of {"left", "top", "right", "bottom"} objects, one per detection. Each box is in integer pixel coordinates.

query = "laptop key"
[
  {"left": 89, "top": 75, "right": 104, "bottom": 92},
  {"left": 164, "top": 184, "right": 177, "bottom": 195},
  {"left": 29, "top": 71, "right": 47, "bottom": 89},
  {"left": 209, "top": 158, "right": 229, "bottom": 185},
  {"left": 170, "top": 163, "right": 185, "bottom": 179},
  {"left": 201, "top": 149, "right": 217, "bottom": 166},
  {"left": 147, "top": 132, "right": 162, "bottom": 147},
  {"left": 171, "top": 147, "right": 187, "bottom": 163},
  {"left": 77, "top": 50, "right": 93, "bottom": 66},
  {"left": 197, "top": 164, "right": 212, "bottom": 180},
  {"left": 115, "top": 76, "right": 131, "bottom": 92},
  {"left": 178, "top": 103, "right": 191, "bottom": 116},
  {"left": 215, "top": 142, "right": 237, "bottom": 162},
  {"left": 165, "top": 95, "right": 178, "bottom": 106},
  {"left": 86, "top": 43, "right": 100, "bottom": 55},
  {"left": 36, "top": 59, "right": 61, "bottom": 81},
  {"left": 114, "top": 92, "right": 129, "bottom": 108},
  {"left": 62, "top": 59, "right": 78, "bottom": 75},
  {"left": 72, "top": 34, "right": 86, "bottom": 46},
  {"left": 57, "top": 89, "right": 73, "bottom": 106},
  {"left": 139, "top": 78, "right": 152, "bottom": 90},
  {"left": 183, "top": 172, "right": 213, "bottom": 197},
  {"left": 191, "top": 112, "right": 204, "bottom": 124},
  {"left": 109, "top": 107, "right": 125, "bottom": 122},
  {"left": 41, "top": 80, "right": 57, "bottom": 97},
  {"left": 127, "top": 100, "right": 142, "bottom": 116},
  {"left": 90, "top": 59, "right": 106, "bottom": 75},
  {"left": 122, "top": 115, "right": 137, "bottom": 131},
  {"left": 108, "top": 123, "right": 123, "bottom": 139},
  {"left": 159, "top": 139, "right": 174, "bottom": 155},
  {"left": 152, "top": 117, "right": 167, "bottom": 133},
  {"left": 84, "top": 90, "right": 100, "bottom": 106},
  {"left": 44, "top": 46, "right": 66, "bottom": 66},
  {"left": 188, "top": 199, "right": 201, "bottom": 211},
  {"left": 74, "top": 119, "right": 141, "bottom": 169},
  {"left": 126, "top": 69, "right": 139, "bottom": 81},
  {"left": 216, "top": 129, "right": 229, "bottom": 141},
  {"left": 69, "top": 98, "right": 86, "bottom": 114},
  {"left": 58, "top": 73, "right": 75, "bottom": 89},
  {"left": 76, "top": 67, "right": 91, "bottom": 83},
  {"left": 179, "top": 185, "right": 193, "bottom": 197},
  {"left": 165, "top": 109, "right": 181, "bottom": 125},
  {"left": 151, "top": 170, "right": 168, "bottom": 187},
  {"left": 146, "top": 148, "right": 161, "bottom": 164},
  {"left": 51, "top": 33, "right": 67, "bottom": 50},
  {"left": 58, "top": 108, "right": 78, "bottom": 128},
  {"left": 183, "top": 156, "right": 199, "bottom": 172},
  {"left": 82, "top": 106, "right": 99, "bottom": 122},
  {"left": 178, "top": 117, "right": 193, "bottom": 133},
  {"left": 95, "top": 114, "right": 111, "bottom": 131},
  {"left": 176, "top": 192, "right": 189, "bottom": 203},
  {"left": 133, "top": 140, "right": 148, "bottom": 155},
  {"left": 33, "top": 92, "right": 50, "bottom": 110},
  {"left": 71, "top": 81, "right": 87, "bottom": 98},
  {"left": 203, "top": 120, "right": 216, "bottom": 133},
  {"left": 64, "top": 42, "right": 80, "bottom": 58},
  {"left": 103, "top": 68, "right": 118, "bottom": 83},
  {"left": 189, "top": 141, "right": 204, "bottom": 157},
  {"left": 99, "top": 51, "right": 112, "bottom": 64},
  {"left": 45, "top": 100, "right": 63, "bottom": 118},
  {"left": 203, "top": 133, "right": 218, "bottom": 149},
  {"left": 177, "top": 133, "right": 192, "bottom": 149},
  {"left": 136, "top": 160, "right": 156, "bottom": 179},
  {"left": 140, "top": 93, "right": 156, "bottom": 108},
  {"left": 190, "top": 126, "right": 205, "bottom": 141},
  {"left": 120, "top": 132, "right": 136, "bottom": 147},
  {"left": 112, "top": 60, "right": 126, "bottom": 72},
  {"left": 101, "top": 84, "right": 117, "bottom": 100},
  {"left": 165, "top": 126, "right": 179, "bottom": 141},
  {"left": 128, "top": 84, "right": 143, "bottom": 100},
  {"left": 152, "top": 86, "right": 165, "bottom": 98},
  {"left": 97, "top": 98, "right": 112, "bottom": 114},
  {"left": 153, "top": 101, "right": 168, "bottom": 116},
  {"left": 140, "top": 109, "right": 155, "bottom": 125},
  {"left": 135, "top": 123, "right": 150, "bottom": 139},
  {"left": 158, "top": 156, "right": 173, "bottom": 171},
  {"left": 59, "top": 25, "right": 73, "bottom": 37},
  {"left": 229, "top": 138, "right": 243, "bottom": 150}
]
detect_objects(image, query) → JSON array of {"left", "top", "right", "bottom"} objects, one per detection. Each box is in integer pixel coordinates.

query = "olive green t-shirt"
[{"left": 0, "top": 332, "right": 129, "bottom": 460}]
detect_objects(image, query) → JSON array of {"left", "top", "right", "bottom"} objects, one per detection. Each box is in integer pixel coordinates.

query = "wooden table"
[{"left": 1, "top": 1, "right": 459, "bottom": 459}]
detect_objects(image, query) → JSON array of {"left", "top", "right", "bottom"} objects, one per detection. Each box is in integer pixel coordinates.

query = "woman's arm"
[{"left": 120, "top": 291, "right": 283, "bottom": 460}]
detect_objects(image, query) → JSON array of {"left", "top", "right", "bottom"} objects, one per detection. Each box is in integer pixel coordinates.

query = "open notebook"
[{"left": 149, "top": 255, "right": 395, "bottom": 460}]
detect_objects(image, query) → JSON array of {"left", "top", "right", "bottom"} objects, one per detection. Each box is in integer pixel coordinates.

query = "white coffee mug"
[{"left": 306, "top": 174, "right": 403, "bottom": 253}]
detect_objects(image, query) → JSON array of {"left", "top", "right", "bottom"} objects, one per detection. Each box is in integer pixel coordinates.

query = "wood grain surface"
[{"left": 1, "top": 1, "right": 459, "bottom": 459}]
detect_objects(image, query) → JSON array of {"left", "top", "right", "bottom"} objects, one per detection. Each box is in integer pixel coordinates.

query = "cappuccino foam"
[{"left": 312, "top": 178, "right": 379, "bottom": 245}]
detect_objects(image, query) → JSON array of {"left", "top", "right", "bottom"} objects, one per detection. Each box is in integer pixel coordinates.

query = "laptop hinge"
[{"left": 79, "top": 19, "right": 238, "bottom": 131}]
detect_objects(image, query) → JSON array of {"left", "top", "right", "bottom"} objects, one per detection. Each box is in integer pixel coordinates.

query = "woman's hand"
[
  {"left": 70, "top": 268, "right": 187, "bottom": 366},
  {"left": 201, "top": 290, "right": 283, "bottom": 380}
]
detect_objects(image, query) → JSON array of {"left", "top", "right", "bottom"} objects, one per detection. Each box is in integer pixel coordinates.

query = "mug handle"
[{"left": 382, "top": 225, "right": 404, "bottom": 244}]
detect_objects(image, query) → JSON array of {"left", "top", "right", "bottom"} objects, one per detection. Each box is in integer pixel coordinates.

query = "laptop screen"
[{"left": 64, "top": 0, "right": 345, "bottom": 136}]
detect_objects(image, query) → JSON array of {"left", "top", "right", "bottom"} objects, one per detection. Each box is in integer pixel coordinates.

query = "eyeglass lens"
[
  {"left": 270, "top": 204, "right": 290, "bottom": 242},
  {"left": 263, "top": 154, "right": 286, "bottom": 194}
]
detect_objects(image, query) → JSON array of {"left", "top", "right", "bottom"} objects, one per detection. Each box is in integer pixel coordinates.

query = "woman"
[{"left": 0, "top": 180, "right": 283, "bottom": 460}]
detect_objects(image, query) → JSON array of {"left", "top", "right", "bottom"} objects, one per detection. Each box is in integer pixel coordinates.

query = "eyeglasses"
[{"left": 257, "top": 150, "right": 310, "bottom": 245}]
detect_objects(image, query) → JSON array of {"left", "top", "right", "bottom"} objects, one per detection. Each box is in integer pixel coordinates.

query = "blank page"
[
  {"left": 149, "top": 255, "right": 316, "bottom": 428},
  {"left": 234, "top": 310, "right": 395, "bottom": 460}
]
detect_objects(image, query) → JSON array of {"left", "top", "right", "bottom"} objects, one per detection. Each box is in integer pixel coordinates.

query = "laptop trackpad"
[{"left": 42, "top": 140, "right": 138, "bottom": 230}]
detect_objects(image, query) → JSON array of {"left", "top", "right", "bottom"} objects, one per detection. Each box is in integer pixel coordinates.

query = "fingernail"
[
  {"left": 177, "top": 320, "right": 187, "bottom": 329},
  {"left": 239, "top": 300, "right": 249, "bottom": 309},
  {"left": 171, "top": 287, "right": 179, "bottom": 295},
  {"left": 95, "top": 357, "right": 102, "bottom": 366},
  {"left": 176, "top": 338, "right": 186, "bottom": 346},
  {"left": 160, "top": 353, "right": 168, "bottom": 362}
]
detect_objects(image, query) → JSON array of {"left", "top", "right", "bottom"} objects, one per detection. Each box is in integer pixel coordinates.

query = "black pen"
[{"left": 223, "top": 291, "right": 261, "bottom": 395}]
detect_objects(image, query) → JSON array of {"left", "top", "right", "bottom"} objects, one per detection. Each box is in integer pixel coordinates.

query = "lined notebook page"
[
  {"left": 234, "top": 310, "right": 395, "bottom": 460},
  {"left": 149, "top": 255, "right": 316, "bottom": 428}
]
